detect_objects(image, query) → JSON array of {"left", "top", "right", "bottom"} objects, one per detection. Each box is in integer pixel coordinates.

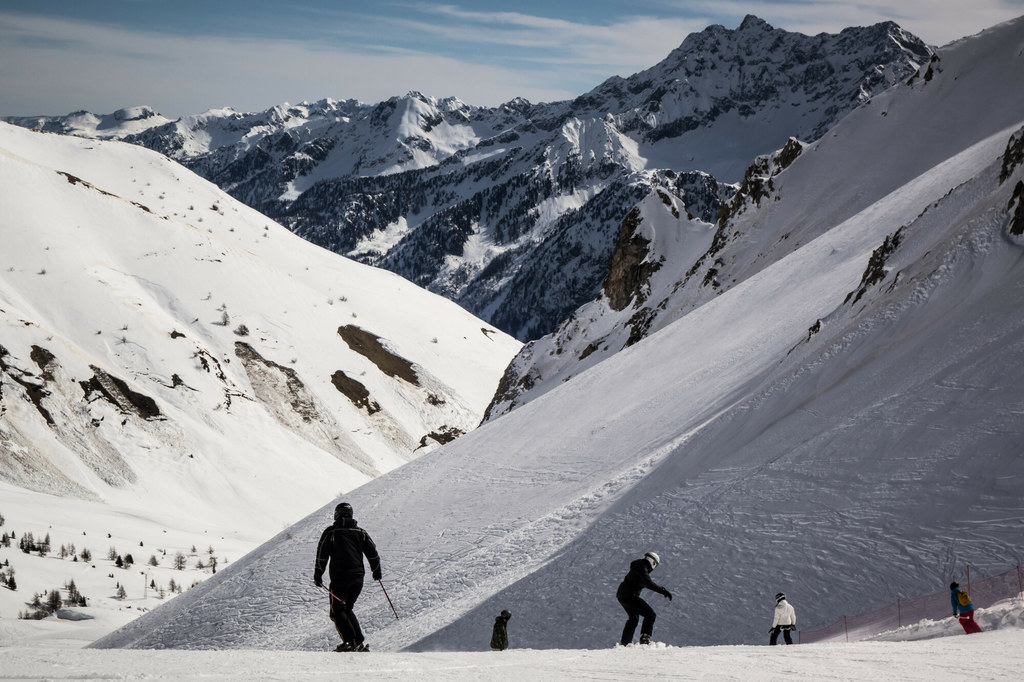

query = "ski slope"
[
  {"left": 90, "top": 17, "right": 1024, "bottom": 654},
  {"left": 5, "top": 601, "right": 1024, "bottom": 680}
]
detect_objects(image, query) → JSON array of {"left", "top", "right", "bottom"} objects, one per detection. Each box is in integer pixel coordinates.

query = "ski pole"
[
  {"left": 378, "top": 579, "right": 399, "bottom": 619},
  {"left": 318, "top": 584, "right": 342, "bottom": 602}
]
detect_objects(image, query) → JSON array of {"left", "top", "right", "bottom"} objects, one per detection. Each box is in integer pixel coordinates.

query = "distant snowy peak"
[
  {"left": 3, "top": 105, "right": 171, "bottom": 139},
  {"left": 581, "top": 15, "right": 932, "bottom": 151},
  {"left": 485, "top": 12, "right": 1024, "bottom": 417}
]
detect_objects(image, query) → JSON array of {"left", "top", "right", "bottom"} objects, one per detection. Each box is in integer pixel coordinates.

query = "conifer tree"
[{"left": 66, "top": 580, "right": 81, "bottom": 605}]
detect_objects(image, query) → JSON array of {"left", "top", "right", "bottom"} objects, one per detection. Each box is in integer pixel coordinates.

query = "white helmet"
[{"left": 644, "top": 551, "right": 660, "bottom": 568}]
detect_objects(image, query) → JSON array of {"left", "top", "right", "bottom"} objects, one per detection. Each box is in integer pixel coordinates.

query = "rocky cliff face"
[{"left": 5, "top": 17, "right": 931, "bottom": 342}]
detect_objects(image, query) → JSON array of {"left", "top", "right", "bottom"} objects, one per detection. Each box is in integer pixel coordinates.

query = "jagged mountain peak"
[
  {"left": 4, "top": 16, "right": 936, "bottom": 344},
  {"left": 487, "top": 11, "right": 1024, "bottom": 417},
  {"left": 737, "top": 13, "right": 772, "bottom": 31}
]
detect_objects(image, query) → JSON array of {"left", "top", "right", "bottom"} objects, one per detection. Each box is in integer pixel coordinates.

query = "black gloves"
[
  {"left": 372, "top": 571, "right": 382, "bottom": 581},
  {"left": 663, "top": 589, "right": 673, "bottom": 601},
  {"left": 314, "top": 576, "right": 323, "bottom": 588}
]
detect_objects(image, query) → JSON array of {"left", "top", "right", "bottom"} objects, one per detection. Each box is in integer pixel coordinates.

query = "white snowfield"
[
  {"left": 3, "top": 603, "right": 1024, "bottom": 680},
  {"left": 0, "top": 117, "right": 520, "bottom": 530},
  {"left": 88, "top": 14, "right": 1024, "bottom": 656},
  {"left": 0, "top": 111, "right": 518, "bottom": 646}
]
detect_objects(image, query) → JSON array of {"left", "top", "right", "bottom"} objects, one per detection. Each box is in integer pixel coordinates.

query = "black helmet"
[
  {"left": 950, "top": 582, "right": 959, "bottom": 590},
  {"left": 775, "top": 593, "right": 786, "bottom": 602},
  {"left": 334, "top": 502, "right": 353, "bottom": 520},
  {"left": 500, "top": 610, "right": 512, "bottom": 620}
]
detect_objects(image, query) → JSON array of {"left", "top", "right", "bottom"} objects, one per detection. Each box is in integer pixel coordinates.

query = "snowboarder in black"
[
  {"left": 616, "top": 551, "right": 672, "bottom": 646},
  {"left": 314, "top": 502, "right": 382, "bottom": 652},
  {"left": 490, "top": 609, "right": 512, "bottom": 650}
]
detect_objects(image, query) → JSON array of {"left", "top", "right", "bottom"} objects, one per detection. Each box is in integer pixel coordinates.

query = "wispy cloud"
[
  {"left": 643, "top": 0, "right": 1024, "bottom": 44},
  {"left": 2, "top": 1, "right": 1021, "bottom": 118},
  {"left": 0, "top": 12, "right": 580, "bottom": 117}
]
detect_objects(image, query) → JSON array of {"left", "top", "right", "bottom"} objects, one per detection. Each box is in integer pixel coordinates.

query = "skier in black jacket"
[
  {"left": 314, "top": 502, "right": 382, "bottom": 652},
  {"left": 616, "top": 551, "right": 672, "bottom": 646}
]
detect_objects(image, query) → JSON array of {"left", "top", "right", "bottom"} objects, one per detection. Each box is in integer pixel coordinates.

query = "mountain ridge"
[
  {"left": 88, "top": 14, "right": 1024, "bottom": 652},
  {"left": 4, "top": 16, "right": 933, "bottom": 342},
  {"left": 0, "top": 121, "right": 521, "bottom": 532}
]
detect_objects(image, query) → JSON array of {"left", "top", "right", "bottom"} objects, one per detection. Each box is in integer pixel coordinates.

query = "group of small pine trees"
[
  {"left": 0, "top": 513, "right": 12, "bottom": 591},
  {"left": 3, "top": 529, "right": 93, "bottom": 563},
  {"left": 1, "top": 559, "right": 15, "bottom": 591},
  {"left": 1, "top": 511, "right": 226, "bottom": 619},
  {"left": 17, "top": 579, "right": 87, "bottom": 619}
]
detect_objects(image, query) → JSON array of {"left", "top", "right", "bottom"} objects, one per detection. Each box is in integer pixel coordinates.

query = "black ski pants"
[
  {"left": 770, "top": 625, "right": 793, "bottom": 645},
  {"left": 328, "top": 575, "right": 365, "bottom": 645},
  {"left": 617, "top": 593, "right": 656, "bottom": 645}
]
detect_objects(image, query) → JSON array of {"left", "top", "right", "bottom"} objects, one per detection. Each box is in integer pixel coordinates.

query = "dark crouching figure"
[
  {"left": 314, "top": 502, "right": 382, "bottom": 652},
  {"left": 490, "top": 609, "right": 512, "bottom": 651},
  {"left": 616, "top": 551, "right": 672, "bottom": 646},
  {"left": 770, "top": 592, "right": 796, "bottom": 645}
]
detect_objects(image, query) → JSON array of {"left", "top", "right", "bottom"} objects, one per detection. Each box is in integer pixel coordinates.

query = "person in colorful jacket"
[{"left": 950, "top": 582, "right": 983, "bottom": 634}]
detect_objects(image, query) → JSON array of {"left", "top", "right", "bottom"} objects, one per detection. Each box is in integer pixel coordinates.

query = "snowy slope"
[
  {"left": 0, "top": 122, "right": 520, "bottom": 631},
  {"left": 489, "top": 13, "right": 1024, "bottom": 418},
  {"left": 11, "top": 612, "right": 1024, "bottom": 680},
  {"left": 90, "top": 17, "right": 1024, "bottom": 653}
]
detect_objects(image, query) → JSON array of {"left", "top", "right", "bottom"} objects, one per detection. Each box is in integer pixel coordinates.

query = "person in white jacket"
[{"left": 770, "top": 592, "right": 796, "bottom": 645}]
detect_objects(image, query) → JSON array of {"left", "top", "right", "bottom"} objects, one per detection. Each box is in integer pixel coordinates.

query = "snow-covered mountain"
[
  {"left": 3, "top": 106, "right": 173, "bottom": 140},
  {"left": 486, "top": 13, "right": 1024, "bottom": 419},
  {"left": 90, "top": 14, "right": 1024, "bottom": 653},
  {"left": 0, "top": 122, "right": 520, "bottom": 542},
  {"left": 4, "top": 17, "right": 932, "bottom": 341}
]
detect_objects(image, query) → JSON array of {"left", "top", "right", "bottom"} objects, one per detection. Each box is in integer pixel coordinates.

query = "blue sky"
[{"left": 2, "top": 1, "right": 1022, "bottom": 117}]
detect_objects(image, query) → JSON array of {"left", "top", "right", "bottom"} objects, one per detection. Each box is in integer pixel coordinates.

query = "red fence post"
[{"left": 897, "top": 599, "right": 901, "bottom": 627}]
